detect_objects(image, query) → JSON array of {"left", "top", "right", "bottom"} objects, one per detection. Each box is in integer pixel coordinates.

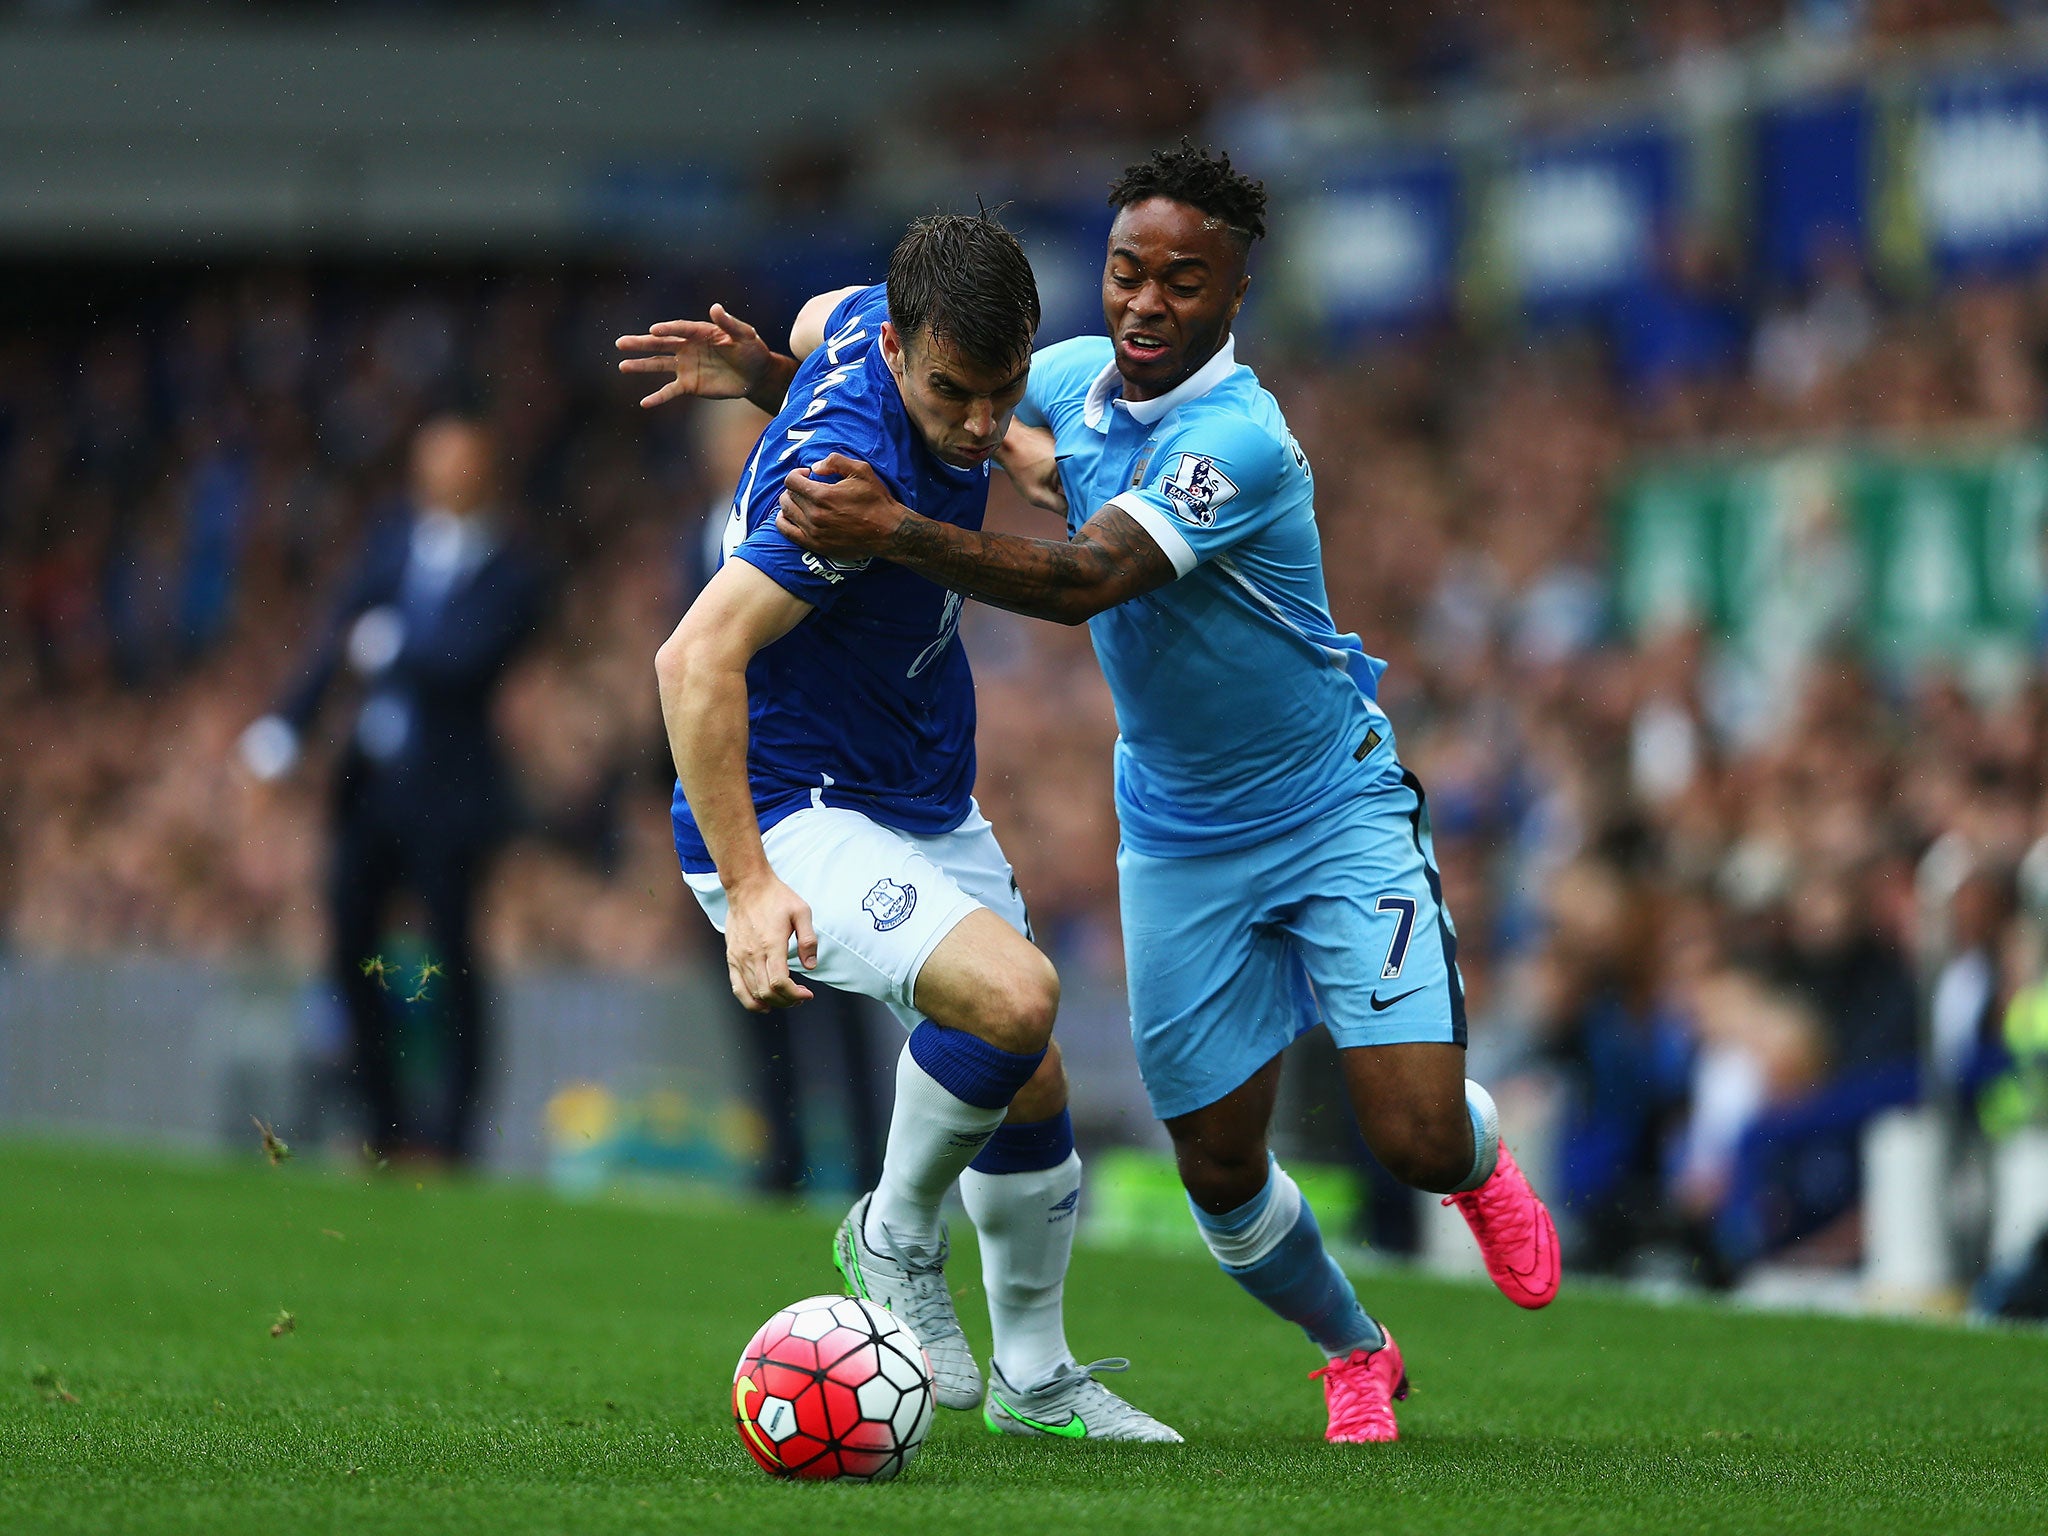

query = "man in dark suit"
[{"left": 241, "top": 416, "right": 544, "bottom": 1162}]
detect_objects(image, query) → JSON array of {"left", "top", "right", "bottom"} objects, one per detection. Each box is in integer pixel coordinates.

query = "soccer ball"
[{"left": 731, "top": 1294, "right": 935, "bottom": 1481}]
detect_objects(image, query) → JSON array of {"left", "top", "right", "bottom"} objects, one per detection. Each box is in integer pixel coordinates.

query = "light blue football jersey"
[{"left": 1019, "top": 334, "right": 1394, "bottom": 857}]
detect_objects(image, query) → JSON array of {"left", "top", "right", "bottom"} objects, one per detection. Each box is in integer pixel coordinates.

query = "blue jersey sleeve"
[
  {"left": 822, "top": 286, "right": 871, "bottom": 338},
  {"left": 727, "top": 425, "right": 892, "bottom": 610},
  {"left": 730, "top": 523, "right": 872, "bottom": 610},
  {"left": 1105, "top": 414, "right": 1299, "bottom": 577},
  {"left": 723, "top": 283, "right": 902, "bottom": 609}
]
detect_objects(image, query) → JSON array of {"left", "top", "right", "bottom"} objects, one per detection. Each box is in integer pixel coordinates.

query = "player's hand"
[
  {"left": 776, "top": 454, "right": 905, "bottom": 560},
  {"left": 724, "top": 872, "right": 819, "bottom": 1011},
  {"left": 615, "top": 305, "right": 773, "bottom": 408},
  {"left": 996, "top": 423, "right": 1067, "bottom": 515}
]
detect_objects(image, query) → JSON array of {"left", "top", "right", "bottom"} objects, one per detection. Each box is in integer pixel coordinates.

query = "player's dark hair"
[
  {"left": 1108, "top": 140, "right": 1268, "bottom": 248},
  {"left": 886, "top": 212, "right": 1040, "bottom": 373}
]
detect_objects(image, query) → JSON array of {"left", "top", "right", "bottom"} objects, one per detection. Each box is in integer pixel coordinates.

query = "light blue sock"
[{"left": 1189, "top": 1159, "right": 1383, "bottom": 1358}]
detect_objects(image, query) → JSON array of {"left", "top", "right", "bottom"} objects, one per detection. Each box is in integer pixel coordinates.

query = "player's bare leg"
[
  {"left": 873, "top": 910, "right": 1060, "bottom": 1253},
  {"left": 1341, "top": 1042, "right": 1559, "bottom": 1310},
  {"left": 1167, "top": 1057, "right": 1405, "bottom": 1441},
  {"left": 1337, "top": 1042, "right": 1474, "bottom": 1191},
  {"left": 1168, "top": 1055, "right": 1286, "bottom": 1214}
]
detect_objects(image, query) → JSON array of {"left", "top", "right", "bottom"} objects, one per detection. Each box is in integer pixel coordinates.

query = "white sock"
[
  {"left": 1452, "top": 1079, "right": 1502, "bottom": 1193},
  {"left": 960, "top": 1150, "right": 1082, "bottom": 1390},
  {"left": 865, "top": 1043, "right": 1008, "bottom": 1251}
]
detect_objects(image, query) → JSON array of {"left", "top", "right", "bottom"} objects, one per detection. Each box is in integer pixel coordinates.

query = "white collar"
[{"left": 1082, "top": 334, "right": 1238, "bottom": 431}]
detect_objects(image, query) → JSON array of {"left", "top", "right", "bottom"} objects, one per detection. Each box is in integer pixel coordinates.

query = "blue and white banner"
[
  {"left": 1498, "top": 130, "right": 1678, "bottom": 315},
  {"left": 1913, "top": 74, "right": 2048, "bottom": 276},
  {"left": 1289, "top": 157, "right": 1460, "bottom": 331}
]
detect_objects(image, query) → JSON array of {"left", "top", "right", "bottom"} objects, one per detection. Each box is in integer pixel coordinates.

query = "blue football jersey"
[
  {"left": 1018, "top": 334, "right": 1394, "bottom": 857},
  {"left": 671, "top": 285, "right": 993, "bottom": 874}
]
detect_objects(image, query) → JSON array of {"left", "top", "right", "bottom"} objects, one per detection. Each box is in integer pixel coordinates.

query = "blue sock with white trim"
[
  {"left": 866, "top": 1023, "right": 1047, "bottom": 1252},
  {"left": 962, "top": 1109, "right": 1081, "bottom": 1388},
  {"left": 1190, "top": 1158, "right": 1382, "bottom": 1359}
]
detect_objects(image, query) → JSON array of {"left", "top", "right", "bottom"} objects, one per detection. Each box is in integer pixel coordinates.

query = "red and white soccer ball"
[{"left": 732, "top": 1294, "right": 936, "bottom": 1481}]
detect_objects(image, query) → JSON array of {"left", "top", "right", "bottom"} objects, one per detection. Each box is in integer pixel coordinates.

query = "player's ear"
[
  {"left": 879, "top": 321, "right": 905, "bottom": 375},
  {"left": 1228, "top": 271, "right": 1250, "bottom": 326}
]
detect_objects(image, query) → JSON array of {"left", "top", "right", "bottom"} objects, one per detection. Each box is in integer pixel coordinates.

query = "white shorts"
[{"left": 683, "top": 800, "right": 1030, "bottom": 1030}]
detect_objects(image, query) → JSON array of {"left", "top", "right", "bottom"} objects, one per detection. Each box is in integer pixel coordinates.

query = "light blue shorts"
[{"left": 1118, "top": 768, "right": 1465, "bottom": 1122}]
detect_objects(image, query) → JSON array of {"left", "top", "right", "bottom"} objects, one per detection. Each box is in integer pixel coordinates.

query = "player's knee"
[
  {"left": 1374, "top": 1110, "right": 1473, "bottom": 1194},
  {"left": 1007, "top": 1041, "right": 1068, "bottom": 1122},
  {"left": 1171, "top": 1135, "right": 1270, "bottom": 1216},
  {"left": 974, "top": 948, "right": 1059, "bottom": 1054}
]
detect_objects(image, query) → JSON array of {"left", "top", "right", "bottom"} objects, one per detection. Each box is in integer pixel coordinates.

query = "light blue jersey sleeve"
[
  {"left": 1017, "top": 337, "right": 1109, "bottom": 430},
  {"left": 1105, "top": 411, "right": 1299, "bottom": 578}
]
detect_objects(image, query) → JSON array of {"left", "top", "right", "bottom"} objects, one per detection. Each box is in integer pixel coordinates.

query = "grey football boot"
[
  {"left": 833, "top": 1193, "right": 982, "bottom": 1410},
  {"left": 983, "top": 1357, "right": 1184, "bottom": 1443}
]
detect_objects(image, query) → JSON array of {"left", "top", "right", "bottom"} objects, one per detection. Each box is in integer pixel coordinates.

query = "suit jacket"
[{"left": 278, "top": 511, "right": 545, "bottom": 847}]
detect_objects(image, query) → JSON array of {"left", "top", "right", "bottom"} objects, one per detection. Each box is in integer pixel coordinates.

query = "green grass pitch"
[{"left": 3, "top": 1141, "right": 2044, "bottom": 1535}]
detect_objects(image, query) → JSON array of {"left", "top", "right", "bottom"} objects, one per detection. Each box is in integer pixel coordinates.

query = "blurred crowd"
[
  {"left": 15, "top": 0, "right": 2012, "bottom": 93},
  {"left": 924, "top": 0, "right": 1996, "bottom": 151},
  {"left": 812, "top": 0, "right": 2021, "bottom": 214},
  {"left": 0, "top": 268, "right": 702, "bottom": 969}
]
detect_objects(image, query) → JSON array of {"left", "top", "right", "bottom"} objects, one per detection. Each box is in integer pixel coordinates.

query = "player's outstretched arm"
[
  {"left": 778, "top": 454, "right": 1175, "bottom": 625},
  {"left": 655, "top": 561, "right": 820, "bottom": 1011},
  {"left": 616, "top": 286, "right": 864, "bottom": 415},
  {"left": 616, "top": 303, "right": 798, "bottom": 415}
]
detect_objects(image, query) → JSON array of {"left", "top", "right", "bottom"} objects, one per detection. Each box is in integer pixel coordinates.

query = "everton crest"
[{"left": 863, "top": 878, "right": 918, "bottom": 931}]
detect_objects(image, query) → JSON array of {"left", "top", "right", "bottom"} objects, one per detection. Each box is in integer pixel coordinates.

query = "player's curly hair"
[
  {"left": 887, "top": 211, "right": 1040, "bottom": 373},
  {"left": 1108, "top": 140, "right": 1269, "bottom": 247}
]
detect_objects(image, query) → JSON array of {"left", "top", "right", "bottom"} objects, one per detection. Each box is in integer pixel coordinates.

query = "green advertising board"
[{"left": 1615, "top": 445, "right": 2048, "bottom": 661}]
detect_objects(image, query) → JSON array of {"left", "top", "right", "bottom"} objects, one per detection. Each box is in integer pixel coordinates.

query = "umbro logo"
[
  {"left": 800, "top": 549, "right": 872, "bottom": 584},
  {"left": 1047, "top": 1189, "right": 1079, "bottom": 1223}
]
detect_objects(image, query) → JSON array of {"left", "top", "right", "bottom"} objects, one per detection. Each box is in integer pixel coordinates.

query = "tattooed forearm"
[{"left": 883, "top": 507, "right": 1177, "bottom": 625}]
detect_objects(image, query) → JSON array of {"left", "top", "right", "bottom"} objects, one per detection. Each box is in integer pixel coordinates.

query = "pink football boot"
[
  {"left": 1444, "top": 1140, "right": 1561, "bottom": 1310},
  {"left": 1310, "top": 1330, "right": 1408, "bottom": 1444}
]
